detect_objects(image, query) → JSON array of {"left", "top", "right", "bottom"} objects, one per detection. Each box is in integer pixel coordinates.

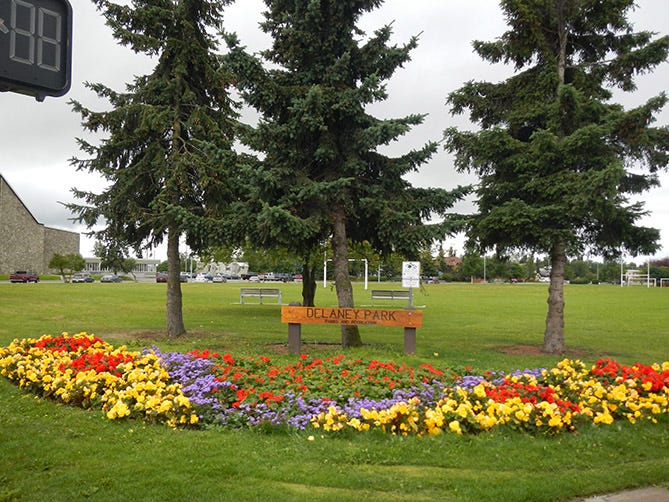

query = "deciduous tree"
[
  {"left": 93, "top": 241, "right": 137, "bottom": 278},
  {"left": 48, "top": 253, "right": 86, "bottom": 282}
]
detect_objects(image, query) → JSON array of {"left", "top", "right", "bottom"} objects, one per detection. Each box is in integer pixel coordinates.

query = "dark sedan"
[{"left": 100, "top": 274, "right": 122, "bottom": 283}]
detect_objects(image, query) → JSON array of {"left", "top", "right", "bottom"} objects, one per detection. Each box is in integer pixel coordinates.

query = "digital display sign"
[{"left": 0, "top": 0, "right": 72, "bottom": 101}]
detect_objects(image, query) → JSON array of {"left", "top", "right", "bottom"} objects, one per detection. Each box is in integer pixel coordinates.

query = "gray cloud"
[{"left": 2, "top": 0, "right": 667, "bottom": 260}]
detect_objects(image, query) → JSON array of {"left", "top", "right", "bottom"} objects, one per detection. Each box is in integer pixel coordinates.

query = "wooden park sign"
[{"left": 281, "top": 305, "right": 423, "bottom": 355}]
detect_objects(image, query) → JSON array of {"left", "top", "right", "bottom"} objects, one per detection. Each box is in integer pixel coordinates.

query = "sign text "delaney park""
[{"left": 281, "top": 306, "right": 422, "bottom": 328}]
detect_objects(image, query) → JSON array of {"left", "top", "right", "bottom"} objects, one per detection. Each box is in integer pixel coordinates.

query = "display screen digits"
[
  {"left": 0, "top": 0, "right": 71, "bottom": 100},
  {"left": 37, "top": 7, "right": 61, "bottom": 71}
]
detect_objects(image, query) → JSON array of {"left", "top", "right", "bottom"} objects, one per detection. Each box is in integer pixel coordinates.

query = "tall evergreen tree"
[
  {"left": 226, "top": 0, "right": 468, "bottom": 346},
  {"left": 445, "top": 0, "right": 669, "bottom": 353},
  {"left": 68, "top": 0, "right": 239, "bottom": 337}
]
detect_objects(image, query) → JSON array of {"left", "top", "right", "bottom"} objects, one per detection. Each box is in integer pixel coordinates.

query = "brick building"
[{"left": 0, "top": 174, "right": 80, "bottom": 274}]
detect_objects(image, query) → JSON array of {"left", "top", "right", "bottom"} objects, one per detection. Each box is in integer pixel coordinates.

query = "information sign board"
[{"left": 401, "top": 261, "right": 420, "bottom": 288}]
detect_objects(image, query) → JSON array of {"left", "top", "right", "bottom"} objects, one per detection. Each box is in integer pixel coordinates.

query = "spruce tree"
[
  {"left": 445, "top": 0, "right": 669, "bottom": 353},
  {"left": 69, "top": 0, "right": 239, "bottom": 337},
  {"left": 226, "top": 0, "right": 468, "bottom": 347}
]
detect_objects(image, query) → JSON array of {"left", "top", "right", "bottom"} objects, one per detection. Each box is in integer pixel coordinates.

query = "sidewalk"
[{"left": 576, "top": 487, "right": 669, "bottom": 501}]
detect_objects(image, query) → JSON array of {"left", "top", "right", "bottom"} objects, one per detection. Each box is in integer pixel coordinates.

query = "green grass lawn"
[
  {"left": 2, "top": 280, "right": 666, "bottom": 365},
  {"left": 1, "top": 281, "right": 668, "bottom": 501}
]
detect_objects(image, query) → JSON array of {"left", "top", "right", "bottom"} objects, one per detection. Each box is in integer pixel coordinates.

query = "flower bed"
[
  {"left": 0, "top": 333, "right": 198, "bottom": 427},
  {"left": 1, "top": 333, "right": 668, "bottom": 435}
]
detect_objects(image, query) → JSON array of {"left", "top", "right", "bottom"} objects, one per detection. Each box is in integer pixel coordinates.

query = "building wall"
[
  {"left": 201, "top": 261, "right": 249, "bottom": 277},
  {"left": 1, "top": 175, "right": 80, "bottom": 275},
  {"left": 44, "top": 227, "right": 81, "bottom": 271},
  {"left": 83, "top": 257, "right": 160, "bottom": 276}
]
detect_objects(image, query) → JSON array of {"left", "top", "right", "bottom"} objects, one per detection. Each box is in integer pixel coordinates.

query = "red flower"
[
  {"left": 59, "top": 351, "right": 134, "bottom": 375},
  {"left": 34, "top": 335, "right": 105, "bottom": 353},
  {"left": 591, "top": 358, "right": 669, "bottom": 393},
  {"left": 419, "top": 363, "right": 444, "bottom": 377}
]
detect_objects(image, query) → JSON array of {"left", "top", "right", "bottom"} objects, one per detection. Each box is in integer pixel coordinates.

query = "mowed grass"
[
  {"left": 1, "top": 280, "right": 666, "bottom": 366},
  {"left": 0, "top": 281, "right": 668, "bottom": 501}
]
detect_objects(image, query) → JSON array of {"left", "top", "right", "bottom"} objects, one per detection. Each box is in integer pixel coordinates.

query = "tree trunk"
[
  {"left": 166, "top": 226, "right": 186, "bottom": 337},
  {"left": 331, "top": 203, "right": 362, "bottom": 347},
  {"left": 543, "top": 239, "right": 566, "bottom": 353},
  {"left": 301, "top": 255, "right": 317, "bottom": 307},
  {"left": 556, "top": 0, "right": 568, "bottom": 86},
  {"left": 543, "top": 2, "right": 569, "bottom": 354}
]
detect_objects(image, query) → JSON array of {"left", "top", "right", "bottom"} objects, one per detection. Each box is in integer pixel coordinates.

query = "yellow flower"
[
  {"left": 347, "top": 418, "right": 362, "bottom": 430},
  {"left": 609, "top": 384, "right": 628, "bottom": 402},
  {"left": 455, "top": 403, "right": 470, "bottom": 418},
  {"left": 158, "top": 400, "right": 173, "bottom": 414},
  {"left": 477, "top": 414, "right": 497, "bottom": 430},
  {"left": 548, "top": 415, "right": 562, "bottom": 428},
  {"left": 448, "top": 420, "right": 462, "bottom": 435},
  {"left": 106, "top": 400, "right": 130, "bottom": 420},
  {"left": 594, "top": 411, "right": 613, "bottom": 425},
  {"left": 473, "top": 383, "right": 487, "bottom": 399}
]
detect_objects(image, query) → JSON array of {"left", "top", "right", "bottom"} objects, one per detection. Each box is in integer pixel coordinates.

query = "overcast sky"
[{"left": 1, "top": 0, "right": 667, "bottom": 262}]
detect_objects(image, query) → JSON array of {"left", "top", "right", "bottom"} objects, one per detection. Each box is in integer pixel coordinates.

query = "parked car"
[
  {"left": 9, "top": 271, "right": 39, "bottom": 283},
  {"left": 212, "top": 273, "right": 227, "bottom": 283},
  {"left": 179, "top": 272, "right": 189, "bottom": 282},
  {"left": 100, "top": 274, "right": 122, "bottom": 283},
  {"left": 72, "top": 273, "right": 94, "bottom": 283},
  {"left": 156, "top": 272, "right": 168, "bottom": 283}
]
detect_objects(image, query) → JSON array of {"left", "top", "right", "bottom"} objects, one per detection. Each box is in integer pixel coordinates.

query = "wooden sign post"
[{"left": 280, "top": 305, "right": 423, "bottom": 355}]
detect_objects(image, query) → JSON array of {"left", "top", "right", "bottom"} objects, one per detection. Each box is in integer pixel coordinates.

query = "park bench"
[
  {"left": 370, "top": 289, "right": 411, "bottom": 306},
  {"left": 240, "top": 287, "right": 282, "bottom": 305}
]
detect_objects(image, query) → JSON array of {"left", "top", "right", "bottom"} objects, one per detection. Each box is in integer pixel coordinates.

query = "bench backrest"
[
  {"left": 371, "top": 290, "right": 410, "bottom": 298},
  {"left": 240, "top": 288, "right": 281, "bottom": 295}
]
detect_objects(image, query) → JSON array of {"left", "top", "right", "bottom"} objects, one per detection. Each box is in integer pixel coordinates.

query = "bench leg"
[
  {"left": 404, "top": 327, "right": 416, "bottom": 355},
  {"left": 288, "top": 323, "right": 301, "bottom": 355}
]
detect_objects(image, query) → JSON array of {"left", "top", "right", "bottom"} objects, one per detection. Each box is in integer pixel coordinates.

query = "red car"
[{"left": 9, "top": 271, "right": 39, "bottom": 283}]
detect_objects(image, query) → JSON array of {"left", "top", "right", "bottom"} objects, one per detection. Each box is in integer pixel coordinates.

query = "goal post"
[
  {"left": 622, "top": 269, "right": 656, "bottom": 287},
  {"left": 323, "top": 258, "right": 369, "bottom": 290}
]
